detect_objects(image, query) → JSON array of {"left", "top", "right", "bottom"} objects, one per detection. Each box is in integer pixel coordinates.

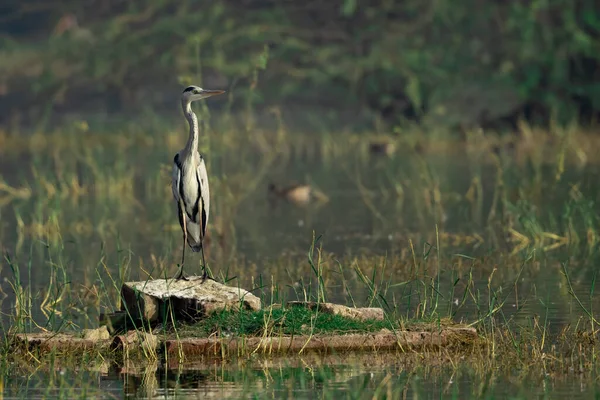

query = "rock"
[
  {"left": 82, "top": 326, "right": 110, "bottom": 341},
  {"left": 287, "top": 301, "right": 384, "bottom": 321},
  {"left": 13, "top": 332, "right": 111, "bottom": 353},
  {"left": 112, "top": 330, "right": 159, "bottom": 354},
  {"left": 120, "top": 277, "right": 261, "bottom": 324}
]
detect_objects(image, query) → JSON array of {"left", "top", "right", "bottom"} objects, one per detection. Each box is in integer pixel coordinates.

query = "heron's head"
[{"left": 182, "top": 85, "right": 225, "bottom": 102}]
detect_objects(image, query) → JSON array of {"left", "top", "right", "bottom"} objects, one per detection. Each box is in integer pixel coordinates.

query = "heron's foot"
[
  {"left": 173, "top": 264, "right": 189, "bottom": 281},
  {"left": 174, "top": 273, "right": 189, "bottom": 281},
  {"left": 201, "top": 266, "right": 213, "bottom": 283}
]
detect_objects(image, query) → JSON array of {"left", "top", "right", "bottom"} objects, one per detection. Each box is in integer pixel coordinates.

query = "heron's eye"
[{"left": 194, "top": 89, "right": 201, "bottom": 94}]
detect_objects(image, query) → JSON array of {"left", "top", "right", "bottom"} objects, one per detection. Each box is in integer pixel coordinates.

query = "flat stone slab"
[
  {"left": 287, "top": 301, "right": 384, "bottom": 321},
  {"left": 112, "top": 330, "right": 159, "bottom": 354},
  {"left": 120, "top": 277, "right": 261, "bottom": 323},
  {"left": 165, "top": 327, "right": 478, "bottom": 360},
  {"left": 14, "top": 326, "right": 478, "bottom": 362},
  {"left": 14, "top": 331, "right": 111, "bottom": 353}
]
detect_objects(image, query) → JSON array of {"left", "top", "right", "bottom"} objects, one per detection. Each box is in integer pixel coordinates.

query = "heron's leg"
[
  {"left": 200, "top": 244, "right": 208, "bottom": 282},
  {"left": 199, "top": 229, "right": 213, "bottom": 282},
  {"left": 174, "top": 201, "right": 188, "bottom": 281},
  {"left": 181, "top": 215, "right": 186, "bottom": 266}
]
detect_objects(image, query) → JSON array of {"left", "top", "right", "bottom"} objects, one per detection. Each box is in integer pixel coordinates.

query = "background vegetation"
[
  {"left": 1, "top": 2, "right": 600, "bottom": 397},
  {"left": 1, "top": 0, "right": 599, "bottom": 131}
]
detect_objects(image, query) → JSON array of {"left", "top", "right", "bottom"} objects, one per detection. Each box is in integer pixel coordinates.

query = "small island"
[{"left": 13, "top": 278, "right": 478, "bottom": 362}]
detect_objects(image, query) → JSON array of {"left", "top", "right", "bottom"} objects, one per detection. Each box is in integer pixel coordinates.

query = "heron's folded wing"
[
  {"left": 197, "top": 156, "right": 210, "bottom": 236},
  {"left": 172, "top": 154, "right": 182, "bottom": 202}
]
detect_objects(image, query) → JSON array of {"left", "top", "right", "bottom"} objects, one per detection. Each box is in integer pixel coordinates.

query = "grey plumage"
[
  {"left": 171, "top": 85, "right": 225, "bottom": 280},
  {"left": 172, "top": 152, "right": 209, "bottom": 251}
]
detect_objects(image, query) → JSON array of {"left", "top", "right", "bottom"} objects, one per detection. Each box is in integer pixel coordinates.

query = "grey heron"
[{"left": 172, "top": 85, "right": 225, "bottom": 280}]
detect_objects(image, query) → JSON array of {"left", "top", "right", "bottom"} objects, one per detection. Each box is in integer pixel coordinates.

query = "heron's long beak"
[{"left": 201, "top": 89, "right": 226, "bottom": 97}]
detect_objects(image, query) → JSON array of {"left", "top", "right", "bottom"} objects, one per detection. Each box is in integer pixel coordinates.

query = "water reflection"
[{"left": 5, "top": 356, "right": 597, "bottom": 399}]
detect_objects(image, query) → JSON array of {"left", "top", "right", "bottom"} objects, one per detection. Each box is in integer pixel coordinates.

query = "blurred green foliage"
[{"left": 0, "top": 0, "right": 599, "bottom": 128}]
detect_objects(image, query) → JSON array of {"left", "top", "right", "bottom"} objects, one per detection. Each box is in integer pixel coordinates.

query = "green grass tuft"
[{"left": 174, "top": 306, "right": 394, "bottom": 339}]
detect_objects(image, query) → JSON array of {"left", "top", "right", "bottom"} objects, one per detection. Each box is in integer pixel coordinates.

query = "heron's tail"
[
  {"left": 188, "top": 240, "right": 203, "bottom": 252},
  {"left": 185, "top": 220, "right": 204, "bottom": 252}
]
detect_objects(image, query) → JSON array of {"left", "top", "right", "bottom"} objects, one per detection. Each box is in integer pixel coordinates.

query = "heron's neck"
[{"left": 182, "top": 100, "right": 199, "bottom": 154}]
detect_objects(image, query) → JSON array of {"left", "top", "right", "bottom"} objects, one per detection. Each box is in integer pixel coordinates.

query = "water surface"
[{"left": 0, "top": 132, "right": 599, "bottom": 398}]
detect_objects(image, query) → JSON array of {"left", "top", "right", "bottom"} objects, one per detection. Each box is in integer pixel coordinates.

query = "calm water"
[
  {"left": 1, "top": 134, "right": 599, "bottom": 398},
  {"left": 3, "top": 358, "right": 599, "bottom": 399}
]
